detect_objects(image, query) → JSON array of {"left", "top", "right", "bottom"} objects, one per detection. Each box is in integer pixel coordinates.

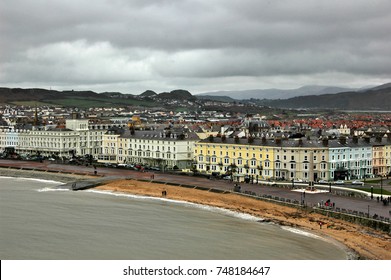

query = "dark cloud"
[{"left": 1, "top": 0, "right": 390, "bottom": 93}]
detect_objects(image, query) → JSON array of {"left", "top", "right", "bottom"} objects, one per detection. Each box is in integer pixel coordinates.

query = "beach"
[
  {"left": 96, "top": 179, "right": 391, "bottom": 260},
  {"left": 1, "top": 167, "right": 390, "bottom": 260}
]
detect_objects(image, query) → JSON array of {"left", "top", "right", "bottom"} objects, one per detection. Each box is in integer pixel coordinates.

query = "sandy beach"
[{"left": 96, "top": 179, "right": 391, "bottom": 260}]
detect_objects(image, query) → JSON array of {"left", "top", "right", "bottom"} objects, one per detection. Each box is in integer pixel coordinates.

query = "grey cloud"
[{"left": 1, "top": 0, "right": 390, "bottom": 92}]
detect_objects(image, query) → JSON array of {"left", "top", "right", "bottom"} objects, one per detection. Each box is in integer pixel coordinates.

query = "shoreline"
[
  {"left": 88, "top": 187, "right": 356, "bottom": 260},
  {"left": 95, "top": 179, "right": 391, "bottom": 260},
  {"left": 1, "top": 169, "right": 390, "bottom": 260}
]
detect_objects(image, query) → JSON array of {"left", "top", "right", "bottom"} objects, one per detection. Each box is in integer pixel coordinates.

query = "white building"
[{"left": 99, "top": 127, "right": 199, "bottom": 170}]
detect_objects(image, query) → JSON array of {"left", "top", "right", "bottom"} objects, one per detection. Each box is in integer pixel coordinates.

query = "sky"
[{"left": 1, "top": 0, "right": 390, "bottom": 94}]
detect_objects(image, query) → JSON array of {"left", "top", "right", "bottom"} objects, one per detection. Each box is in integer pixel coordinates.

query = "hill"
[
  {"left": 198, "top": 85, "right": 356, "bottom": 100},
  {"left": 0, "top": 88, "right": 153, "bottom": 108},
  {"left": 157, "top": 89, "right": 196, "bottom": 101},
  {"left": 196, "top": 95, "right": 235, "bottom": 102},
  {"left": 260, "top": 84, "right": 391, "bottom": 110}
]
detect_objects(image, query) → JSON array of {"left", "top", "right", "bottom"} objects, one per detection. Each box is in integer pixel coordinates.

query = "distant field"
[{"left": 10, "top": 101, "right": 56, "bottom": 106}]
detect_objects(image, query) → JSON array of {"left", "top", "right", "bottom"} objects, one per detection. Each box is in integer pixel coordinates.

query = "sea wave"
[
  {"left": 86, "top": 189, "right": 262, "bottom": 222},
  {"left": 37, "top": 187, "right": 70, "bottom": 192},
  {"left": 281, "top": 226, "right": 325, "bottom": 240},
  {"left": 0, "top": 176, "right": 64, "bottom": 185}
]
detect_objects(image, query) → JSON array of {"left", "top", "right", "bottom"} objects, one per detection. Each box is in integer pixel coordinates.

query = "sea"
[{"left": 0, "top": 177, "right": 350, "bottom": 260}]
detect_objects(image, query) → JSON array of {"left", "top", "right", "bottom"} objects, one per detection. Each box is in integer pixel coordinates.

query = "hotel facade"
[{"left": 194, "top": 136, "right": 391, "bottom": 182}]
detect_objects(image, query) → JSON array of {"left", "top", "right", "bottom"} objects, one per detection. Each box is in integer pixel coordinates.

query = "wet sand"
[{"left": 96, "top": 179, "right": 391, "bottom": 260}]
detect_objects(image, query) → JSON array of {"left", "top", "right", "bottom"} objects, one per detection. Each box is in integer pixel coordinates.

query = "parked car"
[
  {"left": 352, "top": 180, "right": 364, "bottom": 186},
  {"left": 318, "top": 180, "right": 328, "bottom": 184},
  {"left": 334, "top": 180, "right": 345, "bottom": 185},
  {"left": 150, "top": 166, "right": 160, "bottom": 171}
]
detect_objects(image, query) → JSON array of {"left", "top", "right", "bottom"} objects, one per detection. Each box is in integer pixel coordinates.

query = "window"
[{"left": 291, "top": 163, "right": 295, "bottom": 169}]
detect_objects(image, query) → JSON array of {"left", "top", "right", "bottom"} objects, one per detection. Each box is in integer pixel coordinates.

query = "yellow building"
[
  {"left": 194, "top": 136, "right": 274, "bottom": 182},
  {"left": 194, "top": 136, "right": 330, "bottom": 182}
]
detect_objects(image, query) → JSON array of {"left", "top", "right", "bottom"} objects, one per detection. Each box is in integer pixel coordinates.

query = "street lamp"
[
  {"left": 329, "top": 181, "right": 331, "bottom": 193},
  {"left": 371, "top": 186, "right": 373, "bottom": 200},
  {"left": 363, "top": 167, "right": 366, "bottom": 183},
  {"left": 380, "top": 175, "right": 383, "bottom": 201},
  {"left": 291, "top": 179, "right": 294, "bottom": 189}
]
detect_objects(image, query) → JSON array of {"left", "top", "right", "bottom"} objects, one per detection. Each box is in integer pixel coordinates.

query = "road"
[{"left": 0, "top": 159, "right": 390, "bottom": 219}]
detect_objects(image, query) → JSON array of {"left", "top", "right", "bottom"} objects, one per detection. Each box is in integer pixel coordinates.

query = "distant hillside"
[
  {"left": 0, "top": 87, "right": 153, "bottom": 108},
  {"left": 157, "top": 89, "right": 196, "bottom": 101},
  {"left": 0, "top": 87, "right": 201, "bottom": 108},
  {"left": 261, "top": 84, "right": 391, "bottom": 110},
  {"left": 196, "top": 95, "right": 235, "bottom": 102},
  {"left": 198, "top": 85, "right": 356, "bottom": 100},
  {"left": 139, "top": 90, "right": 157, "bottom": 97}
]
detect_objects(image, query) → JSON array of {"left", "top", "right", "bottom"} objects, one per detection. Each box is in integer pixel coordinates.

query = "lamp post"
[
  {"left": 380, "top": 175, "right": 383, "bottom": 201},
  {"left": 291, "top": 179, "right": 294, "bottom": 190},
  {"left": 329, "top": 181, "right": 331, "bottom": 193},
  {"left": 363, "top": 167, "right": 366, "bottom": 183},
  {"left": 371, "top": 186, "right": 373, "bottom": 200}
]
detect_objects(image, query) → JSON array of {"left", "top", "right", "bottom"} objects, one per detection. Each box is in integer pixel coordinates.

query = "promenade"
[{"left": 0, "top": 159, "right": 390, "bottom": 220}]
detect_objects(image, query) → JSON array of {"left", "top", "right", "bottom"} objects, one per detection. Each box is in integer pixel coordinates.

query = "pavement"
[{"left": 1, "top": 159, "right": 390, "bottom": 219}]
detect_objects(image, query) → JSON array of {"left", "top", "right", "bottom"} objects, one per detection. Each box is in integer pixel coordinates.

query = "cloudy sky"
[{"left": 1, "top": 0, "right": 390, "bottom": 94}]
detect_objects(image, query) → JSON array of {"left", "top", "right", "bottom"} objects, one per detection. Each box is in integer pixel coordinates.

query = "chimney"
[
  {"left": 322, "top": 138, "right": 329, "bottom": 146},
  {"left": 352, "top": 136, "right": 358, "bottom": 144},
  {"left": 275, "top": 138, "right": 282, "bottom": 145},
  {"left": 261, "top": 137, "right": 266, "bottom": 144},
  {"left": 339, "top": 136, "right": 346, "bottom": 145},
  {"left": 298, "top": 139, "right": 303, "bottom": 146},
  {"left": 363, "top": 136, "right": 370, "bottom": 143},
  {"left": 375, "top": 136, "right": 382, "bottom": 143}
]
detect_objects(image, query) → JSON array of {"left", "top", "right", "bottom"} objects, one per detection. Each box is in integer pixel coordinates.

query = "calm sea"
[{"left": 0, "top": 177, "right": 349, "bottom": 260}]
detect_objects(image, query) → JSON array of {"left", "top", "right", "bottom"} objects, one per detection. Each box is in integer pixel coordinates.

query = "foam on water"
[
  {"left": 281, "top": 226, "right": 325, "bottom": 240},
  {"left": 37, "top": 187, "right": 70, "bottom": 192},
  {"left": 86, "top": 189, "right": 262, "bottom": 222}
]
